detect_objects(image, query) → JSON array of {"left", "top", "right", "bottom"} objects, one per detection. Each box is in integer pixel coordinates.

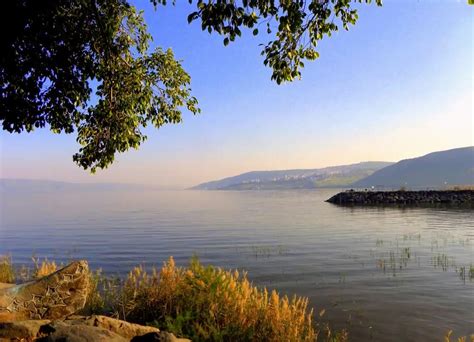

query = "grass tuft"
[
  {"left": 124, "top": 256, "right": 320, "bottom": 341},
  {"left": 32, "top": 256, "right": 58, "bottom": 278},
  {"left": 0, "top": 255, "right": 15, "bottom": 283},
  {"left": 83, "top": 256, "right": 340, "bottom": 341}
]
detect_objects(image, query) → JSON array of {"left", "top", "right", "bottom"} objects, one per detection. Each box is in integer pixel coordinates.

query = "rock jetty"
[{"left": 326, "top": 190, "right": 474, "bottom": 206}]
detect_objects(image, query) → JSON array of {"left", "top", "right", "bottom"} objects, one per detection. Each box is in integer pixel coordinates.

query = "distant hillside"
[
  {"left": 192, "top": 162, "right": 393, "bottom": 190},
  {"left": 353, "top": 147, "right": 474, "bottom": 188}
]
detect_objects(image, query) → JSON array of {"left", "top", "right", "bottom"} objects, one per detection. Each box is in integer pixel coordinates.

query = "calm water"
[{"left": 1, "top": 189, "right": 473, "bottom": 341}]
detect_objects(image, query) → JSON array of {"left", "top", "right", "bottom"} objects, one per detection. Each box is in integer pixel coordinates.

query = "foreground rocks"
[
  {"left": 0, "top": 261, "right": 190, "bottom": 341},
  {"left": 0, "top": 261, "right": 89, "bottom": 321},
  {"left": 326, "top": 190, "right": 474, "bottom": 206},
  {"left": 0, "top": 315, "right": 190, "bottom": 341}
]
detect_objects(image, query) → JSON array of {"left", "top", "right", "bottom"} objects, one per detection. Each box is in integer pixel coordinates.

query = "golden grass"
[
  {"left": 445, "top": 330, "right": 474, "bottom": 342},
  {"left": 0, "top": 255, "right": 59, "bottom": 283},
  {"left": 0, "top": 255, "right": 15, "bottom": 283},
  {"left": 78, "top": 256, "right": 348, "bottom": 341},
  {"left": 102, "top": 256, "right": 326, "bottom": 341},
  {"left": 32, "top": 256, "right": 58, "bottom": 278}
]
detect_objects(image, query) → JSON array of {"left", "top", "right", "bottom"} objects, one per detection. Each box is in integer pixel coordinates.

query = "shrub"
[
  {"left": 110, "top": 256, "right": 321, "bottom": 341},
  {"left": 80, "top": 269, "right": 124, "bottom": 317},
  {"left": 0, "top": 255, "right": 15, "bottom": 283}
]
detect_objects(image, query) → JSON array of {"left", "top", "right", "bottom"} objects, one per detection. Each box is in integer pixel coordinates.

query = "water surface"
[{"left": 1, "top": 189, "right": 473, "bottom": 341}]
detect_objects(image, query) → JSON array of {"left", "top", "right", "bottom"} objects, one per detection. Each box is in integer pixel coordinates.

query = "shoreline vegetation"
[
  {"left": 0, "top": 256, "right": 342, "bottom": 342},
  {"left": 1, "top": 256, "right": 473, "bottom": 341},
  {"left": 326, "top": 189, "right": 474, "bottom": 206}
]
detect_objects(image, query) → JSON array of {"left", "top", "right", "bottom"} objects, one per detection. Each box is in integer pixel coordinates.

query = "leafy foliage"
[
  {"left": 1, "top": 0, "right": 381, "bottom": 171},
  {"left": 155, "top": 0, "right": 382, "bottom": 84},
  {"left": 1, "top": 0, "right": 199, "bottom": 172}
]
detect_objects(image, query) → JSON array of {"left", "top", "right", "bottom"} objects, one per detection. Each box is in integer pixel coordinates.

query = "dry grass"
[
  {"left": 0, "top": 255, "right": 59, "bottom": 284},
  {"left": 0, "top": 255, "right": 15, "bottom": 283},
  {"left": 82, "top": 256, "right": 344, "bottom": 342},
  {"left": 32, "top": 256, "right": 58, "bottom": 278},
  {"left": 445, "top": 330, "right": 474, "bottom": 342},
  {"left": 132, "top": 256, "right": 317, "bottom": 341}
]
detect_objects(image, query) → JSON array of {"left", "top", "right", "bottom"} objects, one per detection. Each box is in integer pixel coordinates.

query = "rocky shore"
[
  {"left": 0, "top": 315, "right": 189, "bottom": 341},
  {"left": 0, "top": 261, "right": 189, "bottom": 342},
  {"left": 326, "top": 190, "right": 474, "bottom": 206}
]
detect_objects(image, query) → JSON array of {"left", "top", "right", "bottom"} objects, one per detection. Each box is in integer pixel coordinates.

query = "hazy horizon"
[{"left": 0, "top": 1, "right": 472, "bottom": 188}]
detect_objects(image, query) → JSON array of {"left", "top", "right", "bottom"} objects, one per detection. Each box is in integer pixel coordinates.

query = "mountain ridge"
[
  {"left": 192, "top": 161, "right": 394, "bottom": 190},
  {"left": 353, "top": 146, "right": 474, "bottom": 188},
  {"left": 193, "top": 147, "right": 474, "bottom": 190}
]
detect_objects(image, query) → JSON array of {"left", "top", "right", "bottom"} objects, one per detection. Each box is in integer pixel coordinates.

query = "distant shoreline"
[{"left": 326, "top": 190, "right": 474, "bottom": 206}]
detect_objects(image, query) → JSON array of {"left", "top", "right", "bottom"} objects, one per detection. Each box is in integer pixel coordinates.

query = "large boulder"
[
  {"left": 0, "top": 319, "right": 50, "bottom": 340},
  {"left": 0, "top": 261, "right": 89, "bottom": 321},
  {"left": 0, "top": 316, "right": 191, "bottom": 342},
  {"left": 58, "top": 315, "right": 161, "bottom": 340},
  {"left": 37, "top": 320, "right": 127, "bottom": 342}
]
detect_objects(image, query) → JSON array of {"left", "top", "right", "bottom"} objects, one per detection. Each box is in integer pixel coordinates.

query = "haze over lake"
[{"left": 1, "top": 188, "right": 472, "bottom": 341}]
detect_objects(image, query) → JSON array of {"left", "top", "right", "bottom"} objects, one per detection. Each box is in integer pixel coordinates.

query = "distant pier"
[{"left": 326, "top": 190, "right": 474, "bottom": 206}]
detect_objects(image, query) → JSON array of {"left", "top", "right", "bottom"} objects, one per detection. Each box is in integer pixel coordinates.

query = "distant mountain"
[
  {"left": 192, "top": 162, "right": 394, "bottom": 190},
  {"left": 353, "top": 147, "right": 474, "bottom": 188}
]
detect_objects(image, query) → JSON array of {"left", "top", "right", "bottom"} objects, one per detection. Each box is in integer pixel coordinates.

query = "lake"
[{"left": 1, "top": 188, "right": 473, "bottom": 341}]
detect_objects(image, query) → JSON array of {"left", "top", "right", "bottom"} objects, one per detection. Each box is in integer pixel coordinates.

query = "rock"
[
  {"left": 0, "top": 316, "right": 191, "bottom": 342},
  {"left": 0, "top": 319, "right": 50, "bottom": 340},
  {"left": 326, "top": 190, "right": 474, "bottom": 206},
  {"left": 37, "top": 320, "right": 127, "bottom": 342},
  {"left": 131, "top": 331, "right": 191, "bottom": 342},
  {"left": 63, "top": 315, "right": 160, "bottom": 340},
  {"left": 0, "top": 285, "right": 15, "bottom": 291},
  {"left": 0, "top": 261, "right": 89, "bottom": 321}
]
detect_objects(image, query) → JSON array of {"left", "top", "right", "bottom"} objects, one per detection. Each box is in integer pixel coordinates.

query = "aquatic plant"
[
  {"left": 376, "top": 246, "right": 413, "bottom": 276},
  {"left": 432, "top": 253, "right": 456, "bottom": 271},
  {"left": 456, "top": 265, "right": 474, "bottom": 283},
  {"left": 236, "top": 244, "right": 290, "bottom": 259}
]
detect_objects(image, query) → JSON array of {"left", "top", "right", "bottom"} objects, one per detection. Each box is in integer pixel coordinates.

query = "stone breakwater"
[{"left": 326, "top": 190, "right": 474, "bottom": 206}]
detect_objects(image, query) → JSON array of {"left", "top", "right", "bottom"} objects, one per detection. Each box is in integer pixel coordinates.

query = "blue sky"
[{"left": 0, "top": 0, "right": 472, "bottom": 187}]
